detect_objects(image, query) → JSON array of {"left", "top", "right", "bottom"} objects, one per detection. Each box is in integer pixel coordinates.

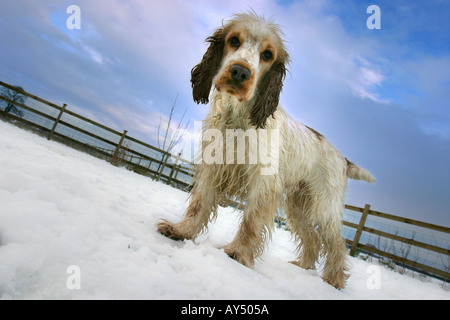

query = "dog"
[{"left": 157, "top": 12, "right": 375, "bottom": 289}]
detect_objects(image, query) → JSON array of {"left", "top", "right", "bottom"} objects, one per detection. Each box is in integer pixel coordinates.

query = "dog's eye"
[
  {"left": 230, "top": 37, "right": 240, "bottom": 48},
  {"left": 261, "top": 50, "right": 273, "bottom": 61}
]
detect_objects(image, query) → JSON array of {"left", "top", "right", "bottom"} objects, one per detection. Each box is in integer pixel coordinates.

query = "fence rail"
[
  {"left": 344, "top": 204, "right": 449, "bottom": 280},
  {"left": 0, "top": 80, "right": 194, "bottom": 190},
  {"left": 1, "top": 80, "right": 449, "bottom": 282}
]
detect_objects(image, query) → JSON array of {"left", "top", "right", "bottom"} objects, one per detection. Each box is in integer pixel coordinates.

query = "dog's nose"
[{"left": 230, "top": 64, "right": 251, "bottom": 83}]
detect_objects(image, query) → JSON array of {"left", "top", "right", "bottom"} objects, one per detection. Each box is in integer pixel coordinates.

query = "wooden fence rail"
[
  {"left": 0, "top": 80, "right": 449, "bottom": 281},
  {"left": 344, "top": 204, "right": 449, "bottom": 280},
  {"left": 0, "top": 80, "right": 193, "bottom": 188}
]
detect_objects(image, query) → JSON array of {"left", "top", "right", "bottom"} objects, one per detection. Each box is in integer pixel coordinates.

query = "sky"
[{"left": 0, "top": 0, "right": 449, "bottom": 226}]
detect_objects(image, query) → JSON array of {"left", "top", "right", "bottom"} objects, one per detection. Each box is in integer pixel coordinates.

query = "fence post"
[
  {"left": 111, "top": 130, "right": 128, "bottom": 166},
  {"left": 48, "top": 103, "right": 67, "bottom": 140},
  {"left": 168, "top": 153, "right": 181, "bottom": 186},
  {"left": 156, "top": 152, "right": 170, "bottom": 182},
  {"left": 173, "top": 163, "right": 181, "bottom": 184},
  {"left": 349, "top": 204, "right": 371, "bottom": 257}
]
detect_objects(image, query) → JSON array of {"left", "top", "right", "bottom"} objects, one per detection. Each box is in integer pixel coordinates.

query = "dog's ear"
[
  {"left": 191, "top": 28, "right": 226, "bottom": 104},
  {"left": 250, "top": 61, "right": 287, "bottom": 128}
]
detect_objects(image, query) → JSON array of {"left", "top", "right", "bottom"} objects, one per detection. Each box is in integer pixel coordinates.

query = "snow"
[{"left": 0, "top": 120, "right": 448, "bottom": 300}]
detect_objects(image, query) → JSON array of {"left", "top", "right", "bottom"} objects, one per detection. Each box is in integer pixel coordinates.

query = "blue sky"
[{"left": 0, "top": 0, "right": 449, "bottom": 226}]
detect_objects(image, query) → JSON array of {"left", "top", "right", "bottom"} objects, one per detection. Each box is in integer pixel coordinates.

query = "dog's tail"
[{"left": 346, "top": 158, "right": 376, "bottom": 183}]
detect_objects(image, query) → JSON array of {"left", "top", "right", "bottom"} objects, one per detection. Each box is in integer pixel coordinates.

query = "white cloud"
[
  {"left": 82, "top": 45, "right": 103, "bottom": 64},
  {"left": 349, "top": 64, "right": 387, "bottom": 103},
  {"left": 271, "top": 2, "right": 389, "bottom": 107}
]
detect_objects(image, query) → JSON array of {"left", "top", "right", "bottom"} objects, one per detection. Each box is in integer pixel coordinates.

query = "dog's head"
[{"left": 191, "top": 13, "right": 289, "bottom": 128}]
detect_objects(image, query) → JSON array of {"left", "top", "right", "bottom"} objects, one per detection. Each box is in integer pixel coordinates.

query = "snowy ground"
[{"left": 0, "top": 120, "right": 448, "bottom": 300}]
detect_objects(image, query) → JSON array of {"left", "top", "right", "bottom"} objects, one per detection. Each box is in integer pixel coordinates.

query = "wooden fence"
[
  {"left": 0, "top": 80, "right": 193, "bottom": 190},
  {"left": 0, "top": 80, "right": 449, "bottom": 281},
  {"left": 344, "top": 204, "right": 449, "bottom": 280}
]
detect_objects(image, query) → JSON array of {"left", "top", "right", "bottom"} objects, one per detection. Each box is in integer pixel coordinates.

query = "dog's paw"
[
  {"left": 289, "top": 260, "right": 316, "bottom": 270},
  {"left": 156, "top": 219, "right": 186, "bottom": 241},
  {"left": 223, "top": 245, "right": 255, "bottom": 268},
  {"left": 322, "top": 272, "right": 349, "bottom": 290}
]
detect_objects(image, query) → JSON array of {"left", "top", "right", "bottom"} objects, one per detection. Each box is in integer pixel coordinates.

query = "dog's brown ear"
[
  {"left": 191, "top": 28, "right": 226, "bottom": 104},
  {"left": 250, "top": 61, "right": 287, "bottom": 128}
]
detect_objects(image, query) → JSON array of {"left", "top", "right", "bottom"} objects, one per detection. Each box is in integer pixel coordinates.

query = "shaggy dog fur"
[{"left": 157, "top": 12, "right": 375, "bottom": 289}]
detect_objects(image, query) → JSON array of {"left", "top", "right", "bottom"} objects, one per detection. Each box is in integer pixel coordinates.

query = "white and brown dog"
[{"left": 157, "top": 12, "right": 375, "bottom": 289}]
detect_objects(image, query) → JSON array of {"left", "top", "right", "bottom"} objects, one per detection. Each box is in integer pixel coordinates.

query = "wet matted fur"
[{"left": 157, "top": 12, "right": 375, "bottom": 289}]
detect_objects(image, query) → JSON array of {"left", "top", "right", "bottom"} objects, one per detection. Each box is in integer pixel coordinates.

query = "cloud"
[
  {"left": 344, "top": 56, "right": 386, "bottom": 103},
  {"left": 82, "top": 45, "right": 103, "bottom": 64},
  {"left": 270, "top": 2, "right": 390, "bottom": 114}
]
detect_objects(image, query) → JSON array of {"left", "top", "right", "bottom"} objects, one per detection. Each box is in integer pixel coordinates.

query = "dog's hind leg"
[
  {"left": 320, "top": 224, "right": 349, "bottom": 289},
  {"left": 286, "top": 181, "right": 321, "bottom": 270},
  {"left": 316, "top": 194, "right": 350, "bottom": 289}
]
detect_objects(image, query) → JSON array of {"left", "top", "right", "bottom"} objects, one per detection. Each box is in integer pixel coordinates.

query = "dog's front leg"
[
  {"left": 223, "top": 194, "right": 278, "bottom": 267},
  {"left": 157, "top": 168, "right": 218, "bottom": 241}
]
